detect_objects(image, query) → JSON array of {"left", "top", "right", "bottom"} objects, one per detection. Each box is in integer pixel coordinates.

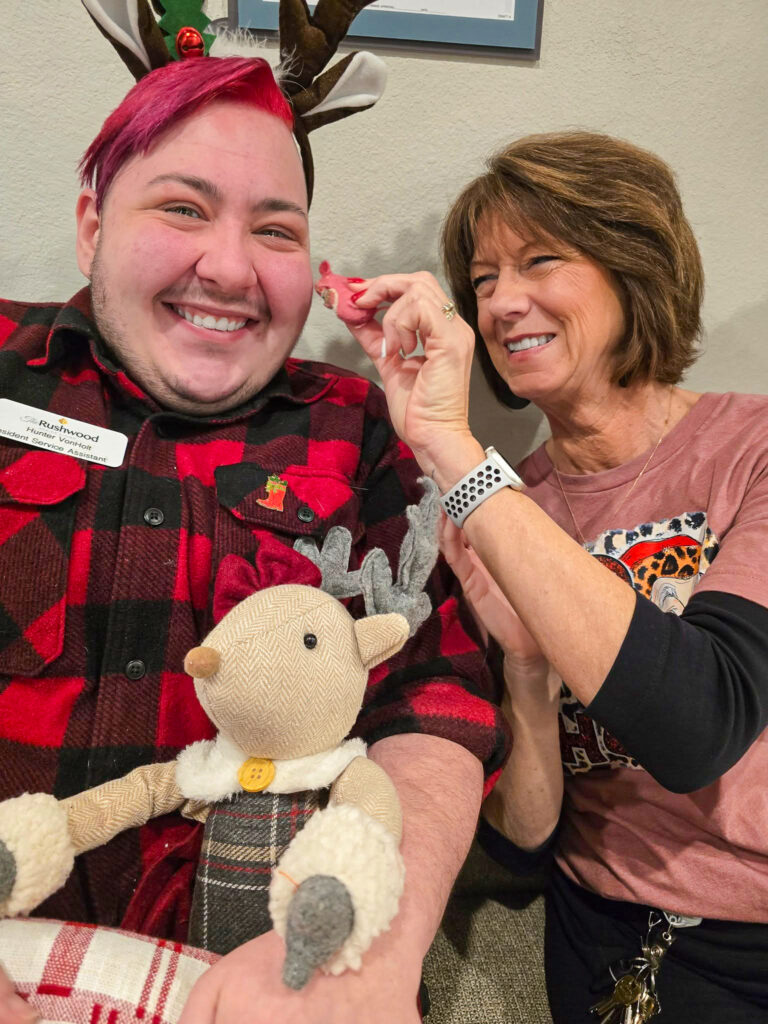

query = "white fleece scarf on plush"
[{"left": 175, "top": 733, "right": 367, "bottom": 803}]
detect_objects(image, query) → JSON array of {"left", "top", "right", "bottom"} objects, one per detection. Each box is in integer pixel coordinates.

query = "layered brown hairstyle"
[{"left": 441, "top": 131, "right": 704, "bottom": 405}]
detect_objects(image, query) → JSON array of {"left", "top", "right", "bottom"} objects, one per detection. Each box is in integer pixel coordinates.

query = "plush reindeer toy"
[{"left": 0, "top": 482, "right": 440, "bottom": 989}]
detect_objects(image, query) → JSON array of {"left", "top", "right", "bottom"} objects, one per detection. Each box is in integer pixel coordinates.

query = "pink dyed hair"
[{"left": 79, "top": 57, "right": 294, "bottom": 209}]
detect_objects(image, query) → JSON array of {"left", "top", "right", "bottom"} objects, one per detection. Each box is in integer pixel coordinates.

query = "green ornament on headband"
[{"left": 154, "top": 0, "right": 216, "bottom": 59}]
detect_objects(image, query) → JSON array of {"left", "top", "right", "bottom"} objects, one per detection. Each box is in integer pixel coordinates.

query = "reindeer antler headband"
[{"left": 80, "top": 0, "right": 386, "bottom": 203}]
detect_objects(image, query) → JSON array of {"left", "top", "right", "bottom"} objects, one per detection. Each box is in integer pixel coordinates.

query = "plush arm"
[
  {"left": 267, "top": 730, "right": 480, "bottom": 998},
  {"left": 62, "top": 761, "right": 185, "bottom": 854},
  {"left": 329, "top": 755, "right": 402, "bottom": 841},
  {"left": 0, "top": 761, "right": 187, "bottom": 918}
]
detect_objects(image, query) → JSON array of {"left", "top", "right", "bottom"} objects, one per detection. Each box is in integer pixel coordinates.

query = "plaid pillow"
[{"left": 0, "top": 918, "right": 220, "bottom": 1023}]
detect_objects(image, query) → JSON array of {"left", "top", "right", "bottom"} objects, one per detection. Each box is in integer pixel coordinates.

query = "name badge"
[{"left": 0, "top": 399, "right": 128, "bottom": 467}]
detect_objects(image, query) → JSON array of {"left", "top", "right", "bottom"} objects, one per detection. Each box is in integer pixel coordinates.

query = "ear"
[
  {"left": 354, "top": 613, "right": 409, "bottom": 670},
  {"left": 75, "top": 189, "right": 101, "bottom": 279}
]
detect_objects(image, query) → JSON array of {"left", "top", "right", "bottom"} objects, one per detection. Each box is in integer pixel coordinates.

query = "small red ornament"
[{"left": 175, "top": 27, "right": 205, "bottom": 59}]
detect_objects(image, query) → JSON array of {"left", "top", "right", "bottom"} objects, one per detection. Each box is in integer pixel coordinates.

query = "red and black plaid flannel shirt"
[{"left": 0, "top": 287, "right": 506, "bottom": 939}]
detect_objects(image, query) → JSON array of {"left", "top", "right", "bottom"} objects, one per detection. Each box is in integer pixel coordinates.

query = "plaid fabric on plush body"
[
  {"left": 0, "top": 917, "right": 220, "bottom": 1023},
  {"left": 189, "top": 789, "right": 321, "bottom": 954},
  {"left": 0, "top": 288, "right": 506, "bottom": 939}
]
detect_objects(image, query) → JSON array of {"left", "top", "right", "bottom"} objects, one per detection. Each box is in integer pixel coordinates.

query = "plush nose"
[{"left": 184, "top": 645, "right": 221, "bottom": 678}]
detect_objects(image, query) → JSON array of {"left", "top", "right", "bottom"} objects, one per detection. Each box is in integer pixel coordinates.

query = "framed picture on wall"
[{"left": 231, "top": 0, "right": 544, "bottom": 57}]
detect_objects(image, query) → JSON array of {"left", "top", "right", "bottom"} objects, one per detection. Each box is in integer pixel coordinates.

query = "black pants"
[{"left": 545, "top": 865, "right": 768, "bottom": 1023}]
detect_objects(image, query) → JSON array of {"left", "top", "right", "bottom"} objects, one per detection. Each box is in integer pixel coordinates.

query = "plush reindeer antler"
[
  {"left": 293, "top": 528, "right": 363, "bottom": 600},
  {"left": 294, "top": 478, "right": 440, "bottom": 636}
]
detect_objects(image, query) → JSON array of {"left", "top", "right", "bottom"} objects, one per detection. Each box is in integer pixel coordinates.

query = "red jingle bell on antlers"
[{"left": 175, "top": 27, "right": 205, "bottom": 59}]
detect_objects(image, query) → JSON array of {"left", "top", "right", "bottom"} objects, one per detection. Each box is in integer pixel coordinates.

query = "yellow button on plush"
[{"left": 238, "top": 757, "right": 276, "bottom": 792}]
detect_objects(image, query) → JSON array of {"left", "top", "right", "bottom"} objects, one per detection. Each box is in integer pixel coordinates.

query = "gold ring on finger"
[{"left": 441, "top": 300, "right": 457, "bottom": 321}]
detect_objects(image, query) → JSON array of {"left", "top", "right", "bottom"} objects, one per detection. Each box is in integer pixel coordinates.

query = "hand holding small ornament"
[{"left": 314, "top": 261, "right": 379, "bottom": 328}]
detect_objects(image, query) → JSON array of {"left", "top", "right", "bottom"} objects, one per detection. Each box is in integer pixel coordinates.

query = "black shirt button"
[
  {"left": 143, "top": 507, "right": 165, "bottom": 527},
  {"left": 297, "top": 505, "right": 315, "bottom": 523},
  {"left": 126, "top": 659, "right": 146, "bottom": 680}
]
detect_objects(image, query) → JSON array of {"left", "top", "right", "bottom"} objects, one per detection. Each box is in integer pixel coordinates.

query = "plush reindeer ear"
[
  {"left": 81, "top": 0, "right": 170, "bottom": 79},
  {"left": 354, "top": 613, "right": 410, "bottom": 670}
]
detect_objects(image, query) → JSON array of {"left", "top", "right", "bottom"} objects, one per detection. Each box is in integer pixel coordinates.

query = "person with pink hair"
[{"left": 0, "top": 48, "right": 505, "bottom": 1024}]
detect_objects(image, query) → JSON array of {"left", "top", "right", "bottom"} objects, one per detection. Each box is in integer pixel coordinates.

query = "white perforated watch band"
[{"left": 439, "top": 446, "right": 524, "bottom": 527}]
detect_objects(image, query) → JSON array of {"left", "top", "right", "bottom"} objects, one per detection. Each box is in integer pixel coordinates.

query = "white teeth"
[
  {"left": 506, "top": 333, "right": 554, "bottom": 353},
  {"left": 173, "top": 306, "right": 247, "bottom": 332}
]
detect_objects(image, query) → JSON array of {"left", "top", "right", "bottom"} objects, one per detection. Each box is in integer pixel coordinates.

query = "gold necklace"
[{"left": 552, "top": 390, "right": 673, "bottom": 547}]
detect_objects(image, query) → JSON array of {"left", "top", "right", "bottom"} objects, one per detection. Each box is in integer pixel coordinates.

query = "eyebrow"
[
  {"left": 146, "top": 174, "right": 307, "bottom": 219},
  {"left": 253, "top": 197, "right": 307, "bottom": 219},
  {"left": 469, "top": 241, "right": 540, "bottom": 269},
  {"left": 147, "top": 173, "right": 221, "bottom": 201}
]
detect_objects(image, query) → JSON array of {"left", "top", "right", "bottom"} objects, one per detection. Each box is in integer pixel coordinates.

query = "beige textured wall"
[{"left": 2, "top": 1, "right": 767, "bottom": 461}]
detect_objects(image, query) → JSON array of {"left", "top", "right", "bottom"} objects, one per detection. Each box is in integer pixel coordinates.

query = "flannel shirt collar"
[{"left": 29, "top": 287, "right": 336, "bottom": 423}]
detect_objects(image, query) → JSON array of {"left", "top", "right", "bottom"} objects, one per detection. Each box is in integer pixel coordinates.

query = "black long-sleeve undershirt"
[
  {"left": 586, "top": 588, "right": 768, "bottom": 793},
  {"left": 480, "top": 588, "right": 768, "bottom": 873}
]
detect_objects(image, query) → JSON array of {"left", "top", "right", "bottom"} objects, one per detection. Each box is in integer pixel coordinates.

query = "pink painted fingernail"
[
  {"left": 350, "top": 291, "right": 367, "bottom": 303},
  {"left": 346, "top": 277, "right": 365, "bottom": 283}
]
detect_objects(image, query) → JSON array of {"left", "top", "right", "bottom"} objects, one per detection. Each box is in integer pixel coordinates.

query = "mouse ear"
[{"left": 213, "top": 537, "right": 322, "bottom": 624}]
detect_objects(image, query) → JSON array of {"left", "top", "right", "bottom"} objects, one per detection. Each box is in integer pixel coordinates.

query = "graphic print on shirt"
[{"left": 560, "top": 511, "right": 720, "bottom": 775}]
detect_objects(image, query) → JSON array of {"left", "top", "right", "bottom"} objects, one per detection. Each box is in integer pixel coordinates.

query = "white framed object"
[{"left": 233, "top": 0, "right": 544, "bottom": 56}]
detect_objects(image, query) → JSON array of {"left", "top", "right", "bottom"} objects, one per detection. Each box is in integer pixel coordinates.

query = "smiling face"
[
  {"left": 471, "top": 219, "right": 627, "bottom": 411},
  {"left": 76, "top": 99, "right": 313, "bottom": 414}
]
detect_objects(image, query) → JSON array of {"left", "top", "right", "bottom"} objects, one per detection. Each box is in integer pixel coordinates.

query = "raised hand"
[{"left": 341, "top": 273, "right": 478, "bottom": 468}]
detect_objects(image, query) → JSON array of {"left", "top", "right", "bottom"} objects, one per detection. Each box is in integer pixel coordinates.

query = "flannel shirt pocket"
[
  {"left": 213, "top": 463, "right": 362, "bottom": 566},
  {"left": 0, "top": 446, "right": 85, "bottom": 675}
]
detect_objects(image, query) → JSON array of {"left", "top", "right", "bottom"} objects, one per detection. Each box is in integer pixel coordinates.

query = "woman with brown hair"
[{"left": 342, "top": 132, "right": 768, "bottom": 1022}]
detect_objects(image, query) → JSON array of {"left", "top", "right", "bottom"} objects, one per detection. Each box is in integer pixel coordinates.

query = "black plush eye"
[{"left": 303, "top": 633, "right": 318, "bottom": 650}]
